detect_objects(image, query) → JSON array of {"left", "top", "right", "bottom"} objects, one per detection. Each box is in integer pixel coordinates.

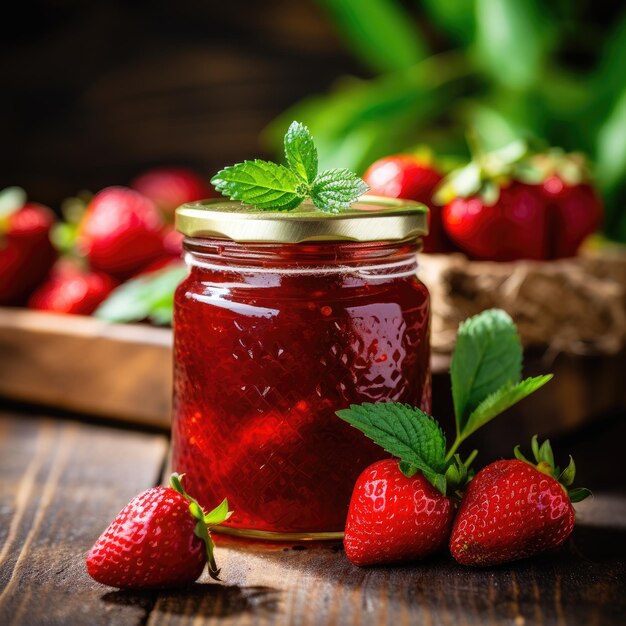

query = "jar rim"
[{"left": 175, "top": 195, "right": 428, "bottom": 243}]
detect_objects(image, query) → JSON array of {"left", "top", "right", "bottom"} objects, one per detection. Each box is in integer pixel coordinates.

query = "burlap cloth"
[{"left": 418, "top": 248, "right": 626, "bottom": 356}]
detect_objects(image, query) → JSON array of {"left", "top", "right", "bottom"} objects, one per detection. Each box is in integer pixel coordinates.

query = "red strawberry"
[
  {"left": 442, "top": 181, "right": 549, "bottom": 261},
  {"left": 77, "top": 186, "right": 166, "bottom": 279},
  {"left": 528, "top": 151, "right": 603, "bottom": 258},
  {"left": 161, "top": 225, "right": 183, "bottom": 258},
  {"left": 28, "top": 261, "right": 118, "bottom": 315},
  {"left": 132, "top": 167, "right": 212, "bottom": 217},
  {"left": 0, "top": 187, "right": 57, "bottom": 305},
  {"left": 86, "top": 473, "right": 230, "bottom": 589},
  {"left": 344, "top": 459, "right": 454, "bottom": 566},
  {"left": 545, "top": 181, "right": 602, "bottom": 257},
  {"left": 363, "top": 154, "right": 451, "bottom": 253},
  {"left": 450, "top": 437, "right": 590, "bottom": 567}
]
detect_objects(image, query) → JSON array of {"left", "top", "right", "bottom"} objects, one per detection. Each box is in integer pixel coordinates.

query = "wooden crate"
[{"left": 0, "top": 307, "right": 172, "bottom": 429}]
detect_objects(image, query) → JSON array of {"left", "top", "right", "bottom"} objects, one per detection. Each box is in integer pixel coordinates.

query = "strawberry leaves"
[
  {"left": 337, "top": 309, "right": 553, "bottom": 496},
  {"left": 336, "top": 403, "right": 447, "bottom": 490},
  {"left": 513, "top": 436, "right": 591, "bottom": 503},
  {"left": 463, "top": 375, "right": 553, "bottom": 437},
  {"left": 451, "top": 309, "right": 522, "bottom": 432},
  {"left": 211, "top": 121, "right": 369, "bottom": 213}
]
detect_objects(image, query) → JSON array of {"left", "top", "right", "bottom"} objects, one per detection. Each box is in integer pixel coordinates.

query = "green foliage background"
[{"left": 266, "top": 0, "right": 626, "bottom": 242}]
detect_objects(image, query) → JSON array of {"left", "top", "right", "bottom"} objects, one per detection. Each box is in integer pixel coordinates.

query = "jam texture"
[{"left": 172, "top": 240, "right": 431, "bottom": 533}]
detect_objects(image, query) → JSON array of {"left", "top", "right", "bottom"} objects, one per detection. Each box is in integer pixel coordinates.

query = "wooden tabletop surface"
[{"left": 1, "top": 407, "right": 625, "bottom": 626}]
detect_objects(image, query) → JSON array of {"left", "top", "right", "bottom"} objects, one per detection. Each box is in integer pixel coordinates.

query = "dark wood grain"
[
  {"left": 141, "top": 499, "right": 626, "bottom": 626},
  {"left": 0, "top": 410, "right": 168, "bottom": 625},
  {"left": 1, "top": 408, "right": 625, "bottom": 625}
]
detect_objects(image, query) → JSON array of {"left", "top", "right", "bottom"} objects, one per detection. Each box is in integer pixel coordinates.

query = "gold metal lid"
[{"left": 175, "top": 195, "right": 428, "bottom": 243}]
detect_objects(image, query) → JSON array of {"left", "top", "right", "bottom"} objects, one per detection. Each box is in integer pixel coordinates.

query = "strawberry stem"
[
  {"left": 169, "top": 473, "right": 232, "bottom": 581},
  {"left": 513, "top": 436, "right": 591, "bottom": 503}
]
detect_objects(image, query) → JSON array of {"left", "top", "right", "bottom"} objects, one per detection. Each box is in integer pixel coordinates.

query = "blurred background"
[{"left": 3, "top": 0, "right": 626, "bottom": 240}]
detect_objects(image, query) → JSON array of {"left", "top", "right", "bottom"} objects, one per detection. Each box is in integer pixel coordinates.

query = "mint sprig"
[
  {"left": 211, "top": 121, "right": 369, "bottom": 213},
  {"left": 336, "top": 308, "right": 552, "bottom": 496}
]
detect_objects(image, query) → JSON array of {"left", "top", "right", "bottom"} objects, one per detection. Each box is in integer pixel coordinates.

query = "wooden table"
[{"left": 1, "top": 407, "right": 625, "bottom": 626}]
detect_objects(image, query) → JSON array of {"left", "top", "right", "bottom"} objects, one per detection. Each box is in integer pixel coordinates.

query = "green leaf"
[
  {"left": 421, "top": 0, "right": 475, "bottom": 44},
  {"left": 450, "top": 309, "right": 523, "bottom": 434},
  {"left": 596, "top": 87, "right": 626, "bottom": 195},
  {"left": 463, "top": 375, "right": 553, "bottom": 438},
  {"left": 311, "top": 168, "right": 369, "bottom": 213},
  {"left": 170, "top": 474, "right": 231, "bottom": 581},
  {"left": 211, "top": 160, "right": 305, "bottom": 211},
  {"left": 474, "top": 0, "right": 550, "bottom": 90},
  {"left": 568, "top": 488, "right": 592, "bottom": 504},
  {"left": 558, "top": 456, "right": 576, "bottom": 488},
  {"left": 203, "top": 498, "right": 232, "bottom": 526},
  {"left": 538, "top": 438, "right": 555, "bottom": 469},
  {"left": 284, "top": 121, "right": 318, "bottom": 185},
  {"left": 317, "top": 0, "right": 428, "bottom": 74},
  {"left": 336, "top": 402, "right": 447, "bottom": 491},
  {"left": 94, "top": 264, "right": 188, "bottom": 326},
  {"left": 398, "top": 460, "right": 417, "bottom": 477}
]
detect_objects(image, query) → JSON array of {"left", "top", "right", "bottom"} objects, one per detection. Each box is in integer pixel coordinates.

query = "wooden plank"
[
  {"left": 0, "top": 410, "right": 168, "bottom": 626},
  {"left": 0, "top": 407, "right": 624, "bottom": 625},
  {"left": 0, "top": 307, "right": 172, "bottom": 428},
  {"left": 138, "top": 494, "right": 626, "bottom": 626}
]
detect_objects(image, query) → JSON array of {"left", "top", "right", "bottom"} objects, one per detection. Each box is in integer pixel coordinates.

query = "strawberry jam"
[{"left": 172, "top": 200, "right": 430, "bottom": 536}]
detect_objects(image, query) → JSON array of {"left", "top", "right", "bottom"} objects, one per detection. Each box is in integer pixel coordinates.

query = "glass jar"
[{"left": 172, "top": 198, "right": 431, "bottom": 539}]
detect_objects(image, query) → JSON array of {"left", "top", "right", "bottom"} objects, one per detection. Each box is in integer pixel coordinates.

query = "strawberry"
[
  {"left": 161, "top": 225, "right": 184, "bottom": 258},
  {"left": 77, "top": 187, "right": 166, "bottom": 280},
  {"left": 363, "top": 154, "right": 452, "bottom": 253},
  {"left": 337, "top": 310, "right": 552, "bottom": 567},
  {"left": 442, "top": 181, "right": 549, "bottom": 261},
  {"left": 0, "top": 187, "right": 57, "bottom": 305},
  {"left": 28, "top": 260, "right": 118, "bottom": 315},
  {"left": 343, "top": 459, "right": 454, "bottom": 566},
  {"left": 450, "top": 436, "right": 590, "bottom": 567},
  {"left": 86, "top": 473, "right": 230, "bottom": 589},
  {"left": 528, "top": 151, "right": 603, "bottom": 258},
  {"left": 131, "top": 167, "right": 212, "bottom": 218}
]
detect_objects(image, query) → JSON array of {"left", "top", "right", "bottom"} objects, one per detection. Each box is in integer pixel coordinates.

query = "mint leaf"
[
  {"left": 463, "top": 375, "right": 553, "bottom": 438},
  {"left": 211, "top": 160, "right": 305, "bottom": 211},
  {"left": 336, "top": 402, "right": 447, "bottom": 492},
  {"left": 450, "top": 309, "right": 522, "bottom": 436},
  {"left": 94, "top": 264, "right": 187, "bottom": 325},
  {"left": 284, "top": 121, "right": 318, "bottom": 185},
  {"left": 311, "top": 169, "right": 369, "bottom": 213}
]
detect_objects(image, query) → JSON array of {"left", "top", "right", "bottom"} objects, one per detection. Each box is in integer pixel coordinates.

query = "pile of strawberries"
[
  {"left": 363, "top": 143, "right": 603, "bottom": 259},
  {"left": 0, "top": 168, "right": 211, "bottom": 315}
]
